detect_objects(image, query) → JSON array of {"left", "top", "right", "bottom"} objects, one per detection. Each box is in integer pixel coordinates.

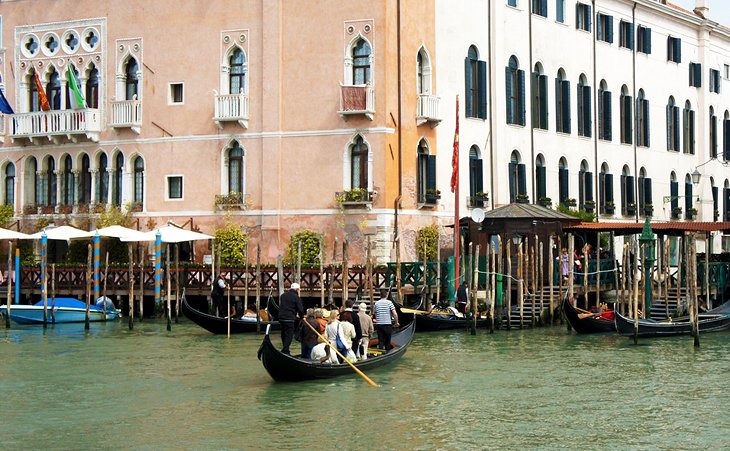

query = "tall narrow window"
[
  {"left": 559, "top": 159, "right": 570, "bottom": 206},
  {"left": 536, "top": 155, "right": 547, "bottom": 202},
  {"left": 86, "top": 65, "right": 99, "bottom": 108},
  {"left": 351, "top": 136, "right": 369, "bottom": 190},
  {"left": 667, "top": 96, "right": 680, "bottom": 151},
  {"left": 599, "top": 164, "right": 614, "bottom": 215},
  {"left": 556, "top": 69, "right": 571, "bottom": 133},
  {"left": 352, "top": 39, "right": 371, "bottom": 85},
  {"left": 620, "top": 167, "right": 635, "bottom": 216},
  {"left": 619, "top": 20, "right": 634, "bottom": 49},
  {"left": 710, "top": 69, "right": 721, "bottom": 94},
  {"left": 670, "top": 173, "right": 679, "bottom": 217},
  {"left": 79, "top": 154, "right": 91, "bottom": 204},
  {"left": 636, "top": 89, "right": 650, "bottom": 147},
  {"left": 133, "top": 157, "right": 144, "bottom": 205},
  {"left": 689, "top": 62, "right": 702, "bottom": 88},
  {"left": 505, "top": 56, "right": 525, "bottom": 126},
  {"left": 577, "top": 75, "right": 591, "bottom": 137},
  {"left": 556, "top": 0, "right": 565, "bottom": 23},
  {"left": 97, "top": 153, "right": 109, "bottom": 204},
  {"left": 710, "top": 107, "right": 718, "bottom": 158},
  {"left": 228, "top": 142, "right": 244, "bottom": 194},
  {"left": 578, "top": 162, "right": 593, "bottom": 210},
  {"left": 46, "top": 157, "right": 56, "bottom": 206},
  {"left": 620, "top": 86, "right": 632, "bottom": 144},
  {"left": 229, "top": 48, "right": 247, "bottom": 94},
  {"left": 637, "top": 25, "right": 652, "bottom": 54},
  {"left": 62, "top": 155, "right": 74, "bottom": 205},
  {"left": 47, "top": 69, "right": 61, "bottom": 110},
  {"left": 685, "top": 175, "right": 694, "bottom": 219},
  {"left": 4, "top": 164, "right": 15, "bottom": 206},
  {"left": 113, "top": 153, "right": 124, "bottom": 206},
  {"left": 724, "top": 111, "right": 730, "bottom": 161},
  {"left": 683, "top": 100, "right": 695, "bottom": 154},
  {"left": 576, "top": 3, "right": 592, "bottom": 32},
  {"left": 532, "top": 64, "right": 548, "bottom": 130},
  {"left": 469, "top": 146, "right": 483, "bottom": 198},
  {"left": 532, "top": 0, "right": 547, "bottom": 17},
  {"left": 596, "top": 13, "right": 613, "bottom": 44},
  {"left": 465, "top": 46, "right": 487, "bottom": 119},
  {"left": 508, "top": 152, "right": 527, "bottom": 203},
  {"left": 667, "top": 36, "right": 681, "bottom": 63},
  {"left": 598, "top": 81, "right": 612, "bottom": 141},
  {"left": 125, "top": 58, "right": 139, "bottom": 100},
  {"left": 417, "top": 141, "right": 436, "bottom": 204}
]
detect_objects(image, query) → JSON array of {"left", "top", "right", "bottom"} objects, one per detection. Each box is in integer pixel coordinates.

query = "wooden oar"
[
  {"left": 400, "top": 307, "right": 453, "bottom": 316},
  {"left": 299, "top": 317, "right": 379, "bottom": 388}
]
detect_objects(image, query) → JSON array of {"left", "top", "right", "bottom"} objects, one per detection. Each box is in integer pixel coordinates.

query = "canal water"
[{"left": 1, "top": 319, "right": 728, "bottom": 450}]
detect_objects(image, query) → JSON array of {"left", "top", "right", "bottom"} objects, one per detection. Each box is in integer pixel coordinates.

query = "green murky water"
[{"left": 1, "top": 319, "right": 728, "bottom": 450}]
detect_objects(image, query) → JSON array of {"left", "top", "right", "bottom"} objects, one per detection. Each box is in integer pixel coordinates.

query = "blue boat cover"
[{"left": 33, "top": 297, "right": 104, "bottom": 311}]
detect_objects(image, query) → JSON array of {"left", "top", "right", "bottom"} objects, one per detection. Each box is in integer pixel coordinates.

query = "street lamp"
[
  {"left": 691, "top": 168, "right": 701, "bottom": 184},
  {"left": 511, "top": 235, "right": 522, "bottom": 245}
]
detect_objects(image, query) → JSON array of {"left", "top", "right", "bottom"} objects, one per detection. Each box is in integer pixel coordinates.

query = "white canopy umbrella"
[
  {"left": 0, "top": 227, "right": 32, "bottom": 240},
  {"left": 28, "top": 225, "right": 93, "bottom": 240},
  {"left": 120, "top": 224, "right": 213, "bottom": 243},
  {"left": 90, "top": 225, "right": 148, "bottom": 241}
]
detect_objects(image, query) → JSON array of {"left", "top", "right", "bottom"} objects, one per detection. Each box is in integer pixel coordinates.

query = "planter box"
[
  {"left": 424, "top": 194, "right": 441, "bottom": 204},
  {"left": 603, "top": 205, "right": 615, "bottom": 214}
]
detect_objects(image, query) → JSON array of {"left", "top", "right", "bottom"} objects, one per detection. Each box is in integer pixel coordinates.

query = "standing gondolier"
[
  {"left": 212, "top": 273, "right": 229, "bottom": 317},
  {"left": 279, "top": 282, "right": 304, "bottom": 354},
  {"left": 373, "top": 289, "right": 399, "bottom": 351}
]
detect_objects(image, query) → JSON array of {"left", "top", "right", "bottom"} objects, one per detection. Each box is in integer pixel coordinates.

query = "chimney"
[{"left": 694, "top": 0, "right": 709, "bottom": 19}]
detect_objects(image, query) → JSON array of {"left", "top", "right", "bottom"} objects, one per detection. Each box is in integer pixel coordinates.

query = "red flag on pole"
[
  {"left": 33, "top": 71, "right": 51, "bottom": 111},
  {"left": 450, "top": 96, "right": 459, "bottom": 193}
]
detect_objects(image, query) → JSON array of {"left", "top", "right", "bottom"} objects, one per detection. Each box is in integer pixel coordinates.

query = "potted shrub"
[
  {"left": 687, "top": 207, "right": 698, "bottom": 219},
  {"left": 643, "top": 203, "right": 654, "bottom": 216},
  {"left": 335, "top": 188, "right": 371, "bottom": 204},
  {"left": 516, "top": 193, "right": 529, "bottom": 204},
  {"left": 57, "top": 204, "right": 73, "bottom": 214},
  {"left": 215, "top": 192, "right": 244, "bottom": 209},
  {"left": 471, "top": 191, "right": 489, "bottom": 207},
  {"left": 603, "top": 201, "right": 615, "bottom": 214},
  {"left": 23, "top": 204, "right": 37, "bottom": 215},
  {"left": 583, "top": 200, "right": 596, "bottom": 212},
  {"left": 626, "top": 202, "right": 637, "bottom": 215},
  {"left": 425, "top": 189, "right": 441, "bottom": 204},
  {"left": 538, "top": 196, "right": 552, "bottom": 208},
  {"left": 671, "top": 206, "right": 682, "bottom": 219}
]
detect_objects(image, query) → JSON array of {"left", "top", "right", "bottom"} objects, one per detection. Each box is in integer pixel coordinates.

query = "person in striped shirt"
[{"left": 373, "top": 289, "right": 399, "bottom": 351}]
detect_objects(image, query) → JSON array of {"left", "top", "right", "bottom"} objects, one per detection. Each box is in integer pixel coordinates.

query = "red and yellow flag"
[
  {"left": 33, "top": 71, "right": 51, "bottom": 111},
  {"left": 450, "top": 96, "right": 459, "bottom": 193}
]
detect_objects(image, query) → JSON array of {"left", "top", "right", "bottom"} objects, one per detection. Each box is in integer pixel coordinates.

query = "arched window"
[
  {"left": 636, "top": 89, "right": 650, "bottom": 147},
  {"left": 556, "top": 69, "right": 571, "bottom": 133},
  {"left": 724, "top": 179, "right": 730, "bottom": 221},
  {"left": 509, "top": 151, "right": 527, "bottom": 202},
  {"left": 621, "top": 165, "right": 635, "bottom": 216},
  {"left": 86, "top": 64, "right": 99, "bottom": 108},
  {"left": 535, "top": 154, "right": 547, "bottom": 202},
  {"left": 352, "top": 39, "right": 371, "bottom": 85},
  {"left": 133, "top": 157, "right": 144, "bottom": 205},
  {"left": 351, "top": 136, "right": 369, "bottom": 191},
  {"left": 711, "top": 177, "right": 719, "bottom": 221},
  {"left": 620, "top": 85, "right": 632, "bottom": 144},
  {"left": 505, "top": 56, "right": 525, "bottom": 126},
  {"left": 97, "top": 153, "right": 109, "bottom": 204},
  {"left": 29, "top": 70, "right": 41, "bottom": 112},
  {"left": 469, "top": 145, "right": 484, "bottom": 200},
  {"left": 417, "top": 140, "right": 435, "bottom": 203},
  {"left": 416, "top": 48, "right": 432, "bottom": 95},
  {"left": 46, "top": 157, "right": 57, "bottom": 206},
  {"left": 597, "top": 80, "right": 611, "bottom": 140},
  {"left": 599, "top": 163, "right": 614, "bottom": 215},
  {"left": 62, "top": 155, "right": 74, "bottom": 205},
  {"left": 532, "top": 63, "right": 548, "bottom": 130},
  {"left": 4, "top": 164, "right": 15, "bottom": 206},
  {"left": 47, "top": 68, "right": 61, "bottom": 110},
  {"left": 229, "top": 48, "right": 247, "bottom": 94},
  {"left": 559, "top": 158, "right": 570, "bottom": 206},
  {"left": 465, "top": 46, "right": 486, "bottom": 119},
  {"left": 670, "top": 172, "right": 680, "bottom": 218},
  {"left": 228, "top": 142, "right": 244, "bottom": 194},
  {"left": 578, "top": 160, "right": 593, "bottom": 210},
  {"left": 666, "top": 96, "right": 679, "bottom": 151},
  {"left": 125, "top": 58, "right": 139, "bottom": 100},
  {"left": 113, "top": 153, "right": 124, "bottom": 205},
  {"left": 724, "top": 111, "right": 730, "bottom": 161},
  {"left": 637, "top": 167, "right": 652, "bottom": 216},
  {"left": 683, "top": 100, "right": 695, "bottom": 154},
  {"left": 577, "top": 74, "right": 591, "bottom": 137},
  {"left": 79, "top": 154, "right": 92, "bottom": 204},
  {"left": 684, "top": 174, "right": 695, "bottom": 219}
]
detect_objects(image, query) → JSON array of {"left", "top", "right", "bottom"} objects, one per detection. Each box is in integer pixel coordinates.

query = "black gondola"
[
  {"left": 415, "top": 311, "right": 488, "bottom": 331},
  {"left": 182, "top": 296, "right": 279, "bottom": 334},
  {"left": 614, "top": 308, "right": 730, "bottom": 337},
  {"left": 562, "top": 297, "right": 616, "bottom": 334},
  {"left": 257, "top": 321, "right": 415, "bottom": 382}
]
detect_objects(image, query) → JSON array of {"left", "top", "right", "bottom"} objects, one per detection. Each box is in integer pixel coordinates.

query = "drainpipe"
[
  {"left": 488, "top": 0, "right": 495, "bottom": 209},
  {"left": 528, "top": 0, "right": 536, "bottom": 202},
  {"left": 632, "top": 2, "right": 639, "bottom": 223},
  {"left": 394, "top": 0, "right": 402, "bottom": 248},
  {"left": 592, "top": 0, "right": 599, "bottom": 222}
]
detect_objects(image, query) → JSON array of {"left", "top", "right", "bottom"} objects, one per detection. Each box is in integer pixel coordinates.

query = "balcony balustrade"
[
  {"left": 339, "top": 84, "right": 374, "bottom": 120},
  {"left": 10, "top": 109, "right": 101, "bottom": 144},
  {"left": 109, "top": 99, "right": 142, "bottom": 133},
  {"left": 416, "top": 94, "right": 441, "bottom": 126},
  {"left": 214, "top": 91, "right": 249, "bottom": 129}
]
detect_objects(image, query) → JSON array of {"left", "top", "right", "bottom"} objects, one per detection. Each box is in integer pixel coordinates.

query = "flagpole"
[{"left": 452, "top": 95, "right": 460, "bottom": 297}]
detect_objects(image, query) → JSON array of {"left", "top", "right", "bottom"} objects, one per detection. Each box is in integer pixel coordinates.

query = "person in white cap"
[
  {"left": 278, "top": 282, "right": 304, "bottom": 354},
  {"left": 356, "top": 302, "right": 374, "bottom": 359}
]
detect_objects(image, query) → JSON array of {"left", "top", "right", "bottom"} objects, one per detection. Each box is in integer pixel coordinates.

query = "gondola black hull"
[
  {"left": 415, "top": 314, "right": 488, "bottom": 331},
  {"left": 182, "top": 297, "right": 279, "bottom": 334},
  {"left": 562, "top": 298, "right": 616, "bottom": 334},
  {"left": 614, "top": 310, "right": 730, "bottom": 337},
  {"left": 258, "top": 321, "right": 415, "bottom": 382}
]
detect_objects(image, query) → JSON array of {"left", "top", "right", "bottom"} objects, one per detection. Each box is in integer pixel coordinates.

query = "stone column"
[
  {"left": 106, "top": 169, "right": 113, "bottom": 206},
  {"left": 72, "top": 170, "right": 80, "bottom": 205},
  {"left": 90, "top": 169, "right": 98, "bottom": 205}
]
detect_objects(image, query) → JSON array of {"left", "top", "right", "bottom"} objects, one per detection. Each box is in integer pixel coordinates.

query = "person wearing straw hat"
[
  {"left": 356, "top": 302, "right": 374, "bottom": 359},
  {"left": 279, "top": 282, "right": 304, "bottom": 355}
]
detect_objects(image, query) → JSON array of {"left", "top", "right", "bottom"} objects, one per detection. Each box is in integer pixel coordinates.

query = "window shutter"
[
  {"left": 604, "top": 91, "right": 612, "bottom": 140},
  {"left": 607, "top": 16, "right": 614, "bottom": 43},
  {"left": 724, "top": 187, "right": 730, "bottom": 221},
  {"left": 620, "top": 174, "right": 627, "bottom": 214},
  {"left": 637, "top": 177, "right": 645, "bottom": 211},
  {"left": 598, "top": 172, "right": 605, "bottom": 211},
  {"left": 541, "top": 0, "right": 547, "bottom": 17},
  {"left": 587, "top": 5, "right": 592, "bottom": 32},
  {"left": 563, "top": 81, "right": 571, "bottom": 133},
  {"left": 724, "top": 119, "right": 730, "bottom": 160},
  {"left": 427, "top": 155, "right": 436, "bottom": 191},
  {"left": 539, "top": 75, "right": 548, "bottom": 128},
  {"left": 536, "top": 165, "right": 546, "bottom": 199},
  {"left": 585, "top": 172, "right": 594, "bottom": 202},
  {"left": 667, "top": 37, "right": 672, "bottom": 61},
  {"left": 605, "top": 174, "right": 614, "bottom": 203},
  {"left": 505, "top": 66, "right": 514, "bottom": 124},
  {"left": 465, "top": 57, "right": 474, "bottom": 117},
  {"left": 559, "top": 167, "right": 569, "bottom": 204},
  {"left": 689, "top": 64, "right": 694, "bottom": 86},
  {"left": 623, "top": 96, "right": 633, "bottom": 144},
  {"left": 711, "top": 115, "right": 718, "bottom": 157},
  {"left": 689, "top": 110, "right": 696, "bottom": 153},
  {"left": 509, "top": 161, "right": 517, "bottom": 202},
  {"left": 643, "top": 100, "right": 651, "bottom": 147},
  {"left": 598, "top": 90, "right": 604, "bottom": 138},
  {"left": 577, "top": 86, "right": 584, "bottom": 136},
  {"left": 532, "top": 72, "right": 539, "bottom": 126},
  {"left": 676, "top": 39, "right": 682, "bottom": 63},
  {"left": 666, "top": 105, "right": 672, "bottom": 150},
  {"left": 477, "top": 60, "right": 487, "bottom": 119},
  {"left": 644, "top": 178, "right": 652, "bottom": 207},
  {"left": 673, "top": 107, "right": 680, "bottom": 150},
  {"left": 576, "top": 4, "right": 581, "bottom": 29},
  {"left": 629, "top": 23, "right": 635, "bottom": 49},
  {"left": 597, "top": 13, "right": 603, "bottom": 39},
  {"left": 517, "top": 164, "right": 527, "bottom": 195},
  {"left": 584, "top": 85, "right": 592, "bottom": 136},
  {"left": 578, "top": 171, "right": 585, "bottom": 206},
  {"left": 518, "top": 70, "right": 526, "bottom": 126},
  {"left": 712, "top": 186, "right": 718, "bottom": 214},
  {"left": 695, "top": 63, "right": 702, "bottom": 87},
  {"left": 685, "top": 182, "right": 693, "bottom": 213},
  {"left": 670, "top": 181, "right": 679, "bottom": 211},
  {"left": 555, "top": 78, "right": 562, "bottom": 131},
  {"left": 474, "top": 158, "right": 484, "bottom": 194},
  {"left": 626, "top": 175, "right": 635, "bottom": 207}
]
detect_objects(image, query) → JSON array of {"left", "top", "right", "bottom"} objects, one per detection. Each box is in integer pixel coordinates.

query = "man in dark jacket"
[{"left": 279, "top": 282, "right": 304, "bottom": 354}]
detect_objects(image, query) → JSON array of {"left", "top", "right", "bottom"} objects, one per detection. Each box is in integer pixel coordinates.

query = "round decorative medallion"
[
  {"left": 364, "top": 24, "right": 372, "bottom": 33},
  {"left": 95, "top": 55, "right": 101, "bottom": 62},
  {"left": 58, "top": 58, "right": 65, "bottom": 66},
  {"left": 240, "top": 34, "right": 246, "bottom": 42},
  {"left": 119, "top": 44, "right": 125, "bottom": 53},
  {"left": 223, "top": 35, "right": 230, "bottom": 44},
  {"left": 37, "top": 61, "right": 44, "bottom": 68},
  {"left": 20, "top": 62, "right": 26, "bottom": 69},
  {"left": 78, "top": 56, "right": 85, "bottom": 64},
  {"left": 133, "top": 43, "right": 140, "bottom": 52},
  {"left": 347, "top": 26, "right": 355, "bottom": 34}
]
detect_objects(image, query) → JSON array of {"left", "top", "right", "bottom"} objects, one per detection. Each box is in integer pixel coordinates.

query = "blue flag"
[{"left": 0, "top": 89, "right": 14, "bottom": 115}]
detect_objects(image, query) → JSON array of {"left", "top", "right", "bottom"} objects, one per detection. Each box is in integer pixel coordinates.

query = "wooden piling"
[
  {"left": 422, "top": 241, "right": 428, "bottom": 309},
  {"left": 128, "top": 244, "right": 134, "bottom": 330},
  {"left": 568, "top": 234, "right": 575, "bottom": 308},
  {"left": 51, "top": 263, "right": 56, "bottom": 324},
  {"left": 6, "top": 241, "right": 12, "bottom": 328},
  {"left": 342, "top": 240, "right": 349, "bottom": 304},
  {"left": 138, "top": 244, "right": 145, "bottom": 321},
  {"left": 85, "top": 244, "right": 92, "bottom": 330},
  {"left": 244, "top": 244, "right": 250, "bottom": 311},
  {"left": 583, "top": 244, "right": 589, "bottom": 310},
  {"left": 436, "top": 234, "right": 441, "bottom": 307},
  {"left": 102, "top": 252, "right": 109, "bottom": 317},
  {"left": 395, "top": 236, "right": 402, "bottom": 304},
  {"left": 596, "top": 234, "right": 601, "bottom": 308},
  {"left": 166, "top": 244, "right": 172, "bottom": 332},
  {"left": 548, "top": 235, "right": 554, "bottom": 325},
  {"left": 517, "top": 242, "right": 524, "bottom": 329},
  {"left": 277, "top": 255, "right": 284, "bottom": 296},
  {"left": 256, "top": 244, "right": 261, "bottom": 333},
  {"left": 175, "top": 244, "right": 180, "bottom": 323},
  {"left": 367, "top": 236, "right": 375, "bottom": 313},
  {"left": 489, "top": 242, "right": 495, "bottom": 333},
  {"left": 297, "top": 241, "right": 302, "bottom": 284},
  {"left": 319, "top": 236, "right": 325, "bottom": 307},
  {"left": 633, "top": 242, "right": 641, "bottom": 344},
  {"left": 471, "top": 244, "right": 480, "bottom": 335},
  {"left": 506, "top": 236, "right": 512, "bottom": 330},
  {"left": 538, "top": 239, "right": 544, "bottom": 326}
]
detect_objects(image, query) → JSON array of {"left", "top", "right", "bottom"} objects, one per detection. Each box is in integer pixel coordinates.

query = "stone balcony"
[
  {"left": 214, "top": 91, "right": 249, "bottom": 129},
  {"left": 339, "top": 84, "right": 374, "bottom": 120},
  {"left": 416, "top": 94, "right": 441, "bottom": 127},
  {"left": 9, "top": 109, "right": 101, "bottom": 144},
  {"left": 109, "top": 99, "right": 142, "bottom": 134}
]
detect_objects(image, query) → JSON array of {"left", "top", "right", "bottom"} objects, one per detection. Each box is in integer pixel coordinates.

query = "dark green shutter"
[
  {"left": 685, "top": 182, "right": 693, "bottom": 213},
  {"left": 532, "top": 72, "right": 539, "bottom": 126},
  {"left": 620, "top": 175, "right": 627, "bottom": 214},
  {"left": 477, "top": 60, "right": 487, "bottom": 119},
  {"left": 536, "top": 165, "right": 546, "bottom": 199},
  {"left": 644, "top": 178, "right": 652, "bottom": 207},
  {"left": 643, "top": 100, "right": 651, "bottom": 147},
  {"left": 670, "top": 181, "right": 679, "bottom": 212},
  {"left": 604, "top": 91, "right": 612, "bottom": 140},
  {"left": 724, "top": 119, "right": 730, "bottom": 160},
  {"left": 474, "top": 158, "right": 484, "bottom": 194},
  {"left": 629, "top": 23, "right": 635, "bottom": 49},
  {"left": 724, "top": 187, "right": 730, "bottom": 221},
  {"left": 637, "top": 176, "right": 645, "bottom": 211},
  {"left": 577, "top": 86, "right": 584, "bottom": 136},
  {"left": 607, "top": 16, "right": 614, "bottom": 43},
  {"left": 584, "top": 85, "right": 592, "bottom": 137},
  {"left": 539, "top": 75, "right": 548, "bottom": 129},
  {"left": 598, "top": 90, "right": 604, "bottom": 138},
  {"left": 509, "top": 161, "right": 517, "bottom": 202},
  {"left": 605, "top": 174, "right": 614, "bottom": 203},
  {"left": 712, "top": 186, "right": 718, "bottom": 217},
  {"left": 626, "top": 175, "right": 635, "bottom": 207},
  {"left": 465, "top": 58, "right": 474, "bottom": 117},
  {"left": 578, "top": 171, "right": 585, "bottom": 207},
  {"left": 622, "top": 95, "right": 632, "bottom": 144},
  {"left": 585, "top": 172, "right": 594, "bottom": 202},
  {"left": 599, "top": 172, "right": 605, "bottom": 212},
  {"left": 427, "top": 155, "right": 436, "bottom": 191},
  {"left": 673, "top": 107, "right": 680, "bottom": 150},
  {"left": 555, "top": 78, "right": 562, "bottom": 131},
  {"left": 711, "top": 115, "right": 718, "bottom": 157},
  {"left": 563, "top": 81, "right": 571, "bottom": 133},
  {"left": 505, "top": 66, "right": 514, "bottom": 124},
  {"left": 646, "top": 27, "right": 652, "bottom": 53},
  {"left": 559, "top": 168, "right": 569, "bottom": 204},
  {"left": 517, "top": 164, "right": 527, "bottom": 195},
  {"left": 518, "top": 70, "right": 526, "bottom": 126}
]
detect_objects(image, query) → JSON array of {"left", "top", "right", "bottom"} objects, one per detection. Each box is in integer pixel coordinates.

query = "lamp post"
[{"left": 638, "top": 217, "right": 655, "bottom": 314}]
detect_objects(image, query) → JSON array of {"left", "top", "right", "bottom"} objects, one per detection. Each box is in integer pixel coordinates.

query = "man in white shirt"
[{"left": 373, "top": 289, "right": 399, "bottom": 351}]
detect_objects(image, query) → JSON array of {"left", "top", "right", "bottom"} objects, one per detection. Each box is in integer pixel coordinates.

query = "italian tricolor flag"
[{"left": 67, "top": 65, "right": 86, "bottom": 109}]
